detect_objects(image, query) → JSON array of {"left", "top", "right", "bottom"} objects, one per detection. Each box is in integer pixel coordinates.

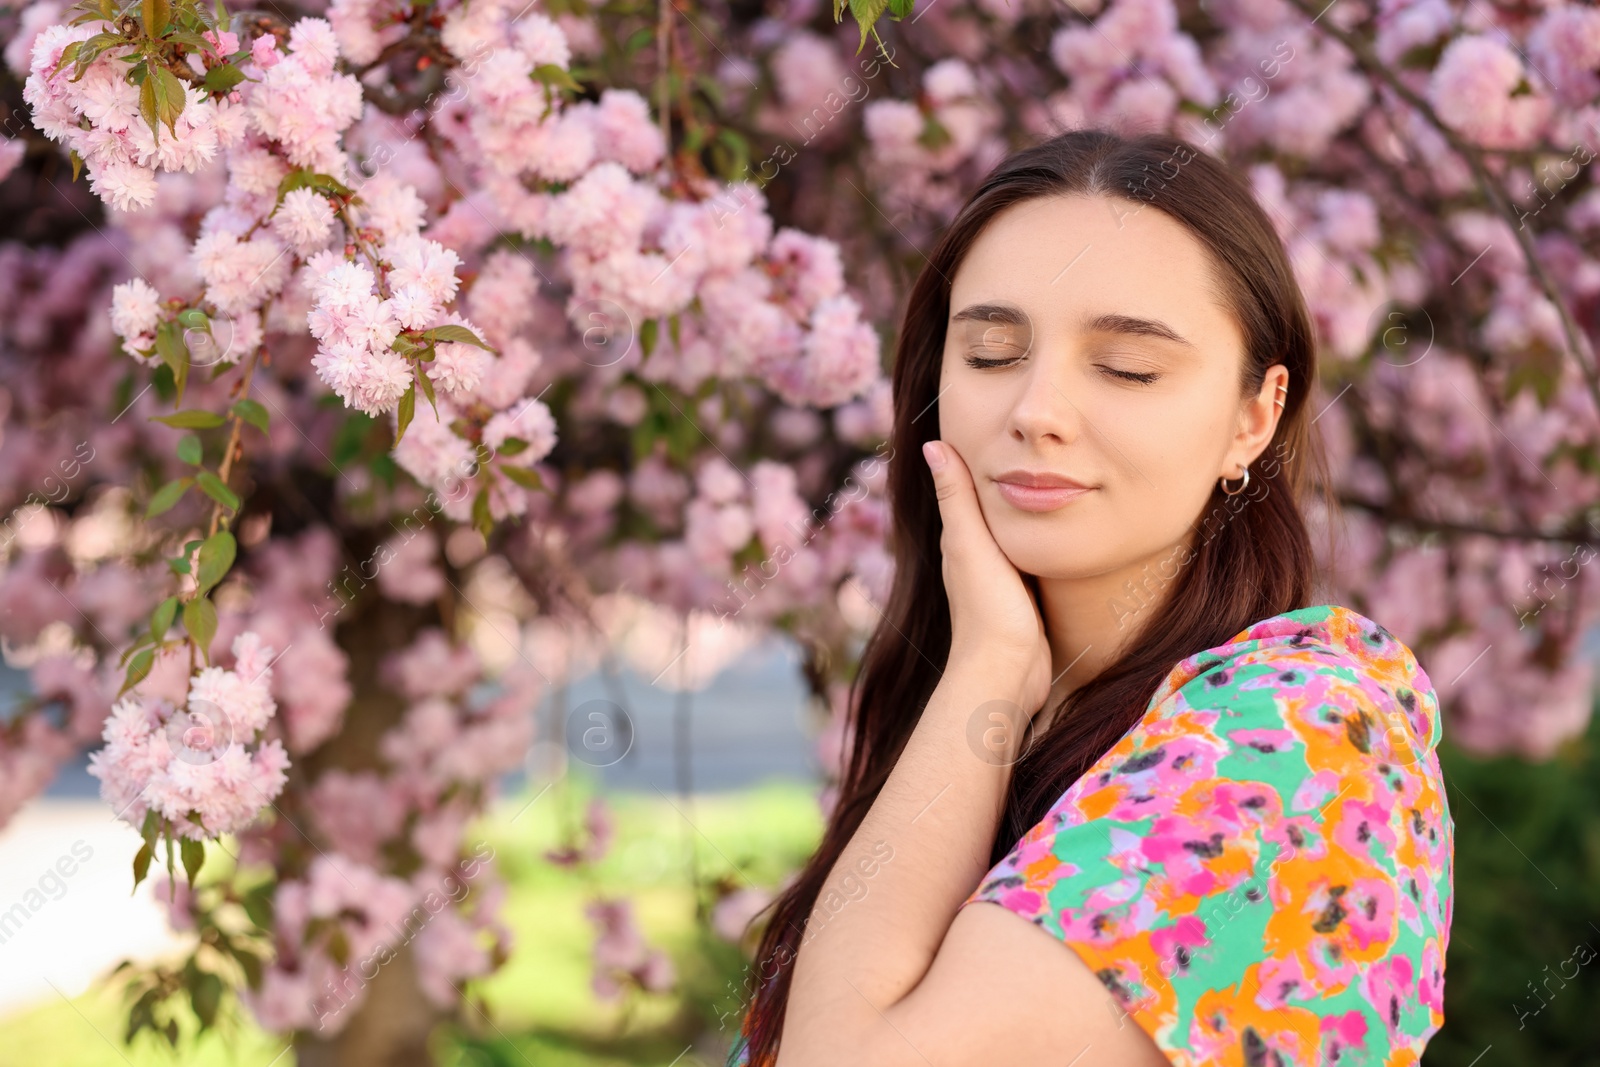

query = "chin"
[
  {"left": 996, "top": 509, "right": 1126, "bottom": 570},
  {"left": 995, "top": 537, "right": 1091, "bottom": 581}
]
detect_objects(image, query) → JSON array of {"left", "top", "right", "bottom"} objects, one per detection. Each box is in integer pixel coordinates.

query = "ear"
[{"left": 1220, "top": 363, "right": 1289, "bottom": 479}]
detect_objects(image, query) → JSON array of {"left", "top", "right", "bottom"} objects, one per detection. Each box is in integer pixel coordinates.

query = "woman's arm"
[
  {"left": 774, "top": 654, "right": 1172, "bottom": 1067},
  {"left": 774, "top": 652, "right": 1034, "bottom": 1061},
  {"left": 774, "top": 440, "right": 1171, "bottom": 1067}
]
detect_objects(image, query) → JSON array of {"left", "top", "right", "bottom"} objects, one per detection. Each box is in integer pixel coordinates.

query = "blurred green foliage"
[{"left": 1424, "top": 699, "right": 1600, "bottom": 1066}]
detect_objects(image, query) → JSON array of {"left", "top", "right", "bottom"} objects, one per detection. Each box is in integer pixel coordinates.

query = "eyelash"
[{"left": 961, "top": 354, "right": 1161, "bottom": 385}]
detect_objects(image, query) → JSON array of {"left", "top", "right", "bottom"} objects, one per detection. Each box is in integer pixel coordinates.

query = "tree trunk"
[
  {"left": 294, "top": 941, "right": 441, "bottom": 1067},
  {"left": 290, "top": 544, "right": 447, "bottom": 1065}
]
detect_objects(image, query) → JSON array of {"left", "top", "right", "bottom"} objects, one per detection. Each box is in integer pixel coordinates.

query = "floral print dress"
[{"left": 724, "top": 604, "right": 1454, "bottom": 1067}]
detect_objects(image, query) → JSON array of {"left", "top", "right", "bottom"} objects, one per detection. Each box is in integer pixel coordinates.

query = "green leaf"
[
  {"left": 184, "top": 596, "right": 218, "bottom": 663},
  {"left": 394, "top": 383, "right": 415, "bottom": 445},
  {"left": 71, "top": 33, "right": 134, "bottom": 81},
  {"left": 191, "top": 970, "right": 222, "bottom": 1030},
  {"left": 180, "top": 837, "right": 205, "bottom": 885},
  {"left": 640, "top": 317, "right": 658, "bottom": 360},
  {"left": 176, "top": 433, "right": 203, "bottom": 465},
  {"left": 888, "top": 0, "right": 913, "bottom": 16},
  {"left": 370, "top": 452, "right": 397, "bottom": 488},
  {"left": 139, "top": 74, "right": 160, "bottom": 145},
  {"left": 417, "top": 366, "right": 438, "bottom": 416},
  {"left": 119, "top": 630, "right": 156, "bottom": 665},
  {"left": 53, "top": 40, "right": 82, "bottom": 76},
  {"left": 232, "top": 398, "right": 269, "bottom": 434},
  {"left": 154, "top": 321, "right": 191, "bottom": 405},
  {"left": 152, "top": 65, "right": 186, "bottom": 134},
  {"left": 496, "top": 436, "right": 529, "bottom": 457},
  {"left": 500, "top": 464, "right": 545, "bottom": 490},
  {"left": 847, "top": 0, "right": 891, "bottom": 53},
  {"left": 472, "top": 485, "right": 492, "bottom": 538},
  {"left": 531, "top": 63, "right": 583, "bottom": 94},
  {"left": 421, "top": 324, "right": 494, "bottom": 350},
  {"left": 176, "top": 307, "right": 209, "bottom": 329},
  {"left": 327, "top": 927, "right": 351, "bottom": 968},
  {"left": 150, "top": 595, "right": 178, "bottom": 640},
  {"left": 668, "top": 313, "right": 681, "bottom": 349},
  {"left": 273, "top": 168, "right": 352, "bottom": 207},
  {"left": 918, "top": 112, "right": 952, "bottom": 151},
  {"left": 167, "top": 31, "right": 213, "bottom": 52},
  {"left": 146, "top": 476, "right": 193, "bottom": 518},
  {"left": 201, "top": 61, "right": 244, "bottom": 97},
  {"left": 622, "top": 26, "right": 652, "bottom": 56},
  {"left": 69, "top": 149, "right": 84, "bottom": 182},
  {"left": 714, "top": 129, "right": 750, "bottom": 182},
  {"left": 120, "top": 647, "right": 155, "bottom": 695},
  {"left": 142, "top": 0, "right": 170, "bottom": 36},
  {"left": 274, "top": 168, "right": 314, "bottom": 201},
  {"left": 132, "top": 841, "right": 154, "bottom": 892},
  {"left": 330, "top": 411, "right": 375, "bottom": 468},
  {"left": 153, "top": 409, "right": 225, "bottom": 429},
  {"left": 241, "top": 884, "right": 275, "bottom": 929},
  {"left": 194, "top": 529, "right": 235, "bottom": 596},
  {"left": 234, "top": 946, "right": 264, "bottom": 990},
  {"left": 195, "top": 470, "right": 240, "bottom": 511}
]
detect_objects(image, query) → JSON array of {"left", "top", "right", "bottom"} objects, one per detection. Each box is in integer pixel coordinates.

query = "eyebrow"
[
  {"left": 949, "top": 303, "right": 1196, "bottom": 349},
  {"left": 1080, "top": 311, "right": 1197, "bottom": 349}
]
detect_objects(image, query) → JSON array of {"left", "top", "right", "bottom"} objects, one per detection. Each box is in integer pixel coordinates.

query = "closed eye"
[{"left": 962, "top": 354, "right": 1161, "bottom": 386}]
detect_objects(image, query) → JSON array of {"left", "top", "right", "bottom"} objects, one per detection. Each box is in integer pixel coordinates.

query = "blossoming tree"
[{"left": 2, "top": 0, "right": 1598, "bottom": 1061}]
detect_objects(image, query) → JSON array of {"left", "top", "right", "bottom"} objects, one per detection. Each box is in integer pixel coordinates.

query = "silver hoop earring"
[{"left": 1220, "top": 467, "right": 1250, "bottom": 496}]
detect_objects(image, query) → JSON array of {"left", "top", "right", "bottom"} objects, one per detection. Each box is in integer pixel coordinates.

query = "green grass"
[
  {"left": 0, "top": 982, "right": 287, "bottom": 1067},
  {"left": 0, "top": 774, "right": 825, "bottom": 1067}
]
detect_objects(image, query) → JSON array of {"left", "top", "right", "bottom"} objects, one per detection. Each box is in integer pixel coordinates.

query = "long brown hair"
[{"left": 736, "top": 126, "right": 1334, "bottom": 1064}]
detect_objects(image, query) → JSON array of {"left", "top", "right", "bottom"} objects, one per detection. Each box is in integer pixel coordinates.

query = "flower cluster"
[
  {"left": 586, "top": 896, "right": 676, "bottom": 999},
  {"left": 23, "top": 19, "right": 239, "bottom": 210},
  {"left": 87, "top": 632, "right": 290, "bottom": 838}
]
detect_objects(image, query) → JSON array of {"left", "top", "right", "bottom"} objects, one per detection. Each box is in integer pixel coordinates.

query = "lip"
[
  {"left": 992, "top": 469, "right": 1091, "bottom": 489},
  {"left": 991, "top": 469, "right": 1095, "bottom": 513}
]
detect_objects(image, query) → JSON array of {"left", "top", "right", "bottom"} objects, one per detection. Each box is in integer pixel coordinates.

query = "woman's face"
[{"left": 937, "top": 193, "right": 1278, "bottom": 588}]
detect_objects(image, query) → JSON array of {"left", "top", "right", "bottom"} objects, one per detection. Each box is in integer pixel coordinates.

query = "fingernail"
[{"left": 922, "top": 441, "right": 946, "bottom": 471}]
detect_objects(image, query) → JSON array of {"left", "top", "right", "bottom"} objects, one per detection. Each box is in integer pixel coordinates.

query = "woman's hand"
[{"left": 922, "top": 439, "right": 1053, "bottom": 716}]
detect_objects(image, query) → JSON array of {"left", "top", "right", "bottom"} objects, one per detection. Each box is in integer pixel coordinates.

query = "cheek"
[
  {"left": 1104, "top": 388, "right": 1229, "bottom": 483},
  {"left": 935, "top": 379, "right": 1005, "bottom": 455},
  {"left": 1091, "top": 396, "right": 1229, "bottom": 537}
]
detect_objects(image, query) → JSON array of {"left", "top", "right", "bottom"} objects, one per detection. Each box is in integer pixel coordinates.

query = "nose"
[{"left": 1006, "top": 354, "right": 1084, "bottom": 448}]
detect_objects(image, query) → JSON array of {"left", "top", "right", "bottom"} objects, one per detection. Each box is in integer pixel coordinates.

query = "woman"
[{"left": 723, "top": 127, "right": 1454, "bottom": 1067}]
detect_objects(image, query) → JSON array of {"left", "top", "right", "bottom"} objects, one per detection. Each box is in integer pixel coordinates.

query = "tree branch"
[
  {"left": 1281, "top": 0, "right": 1600, "bottom": 420},
  {"left": 1338, "top": 493, "right": 1600, "bottom": 545}
]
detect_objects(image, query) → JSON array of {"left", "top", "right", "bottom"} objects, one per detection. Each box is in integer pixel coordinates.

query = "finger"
[{"left": 922, "top": 440, "right": 984, "bottom": 539}]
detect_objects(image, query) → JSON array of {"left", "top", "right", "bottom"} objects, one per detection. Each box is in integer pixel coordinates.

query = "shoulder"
[
  {"left": 963, "top": 604, "right": 1455, "bottom": 1065},
  {"left": 1147, "top": 602, "right": 1444, "bottom": 764}
]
